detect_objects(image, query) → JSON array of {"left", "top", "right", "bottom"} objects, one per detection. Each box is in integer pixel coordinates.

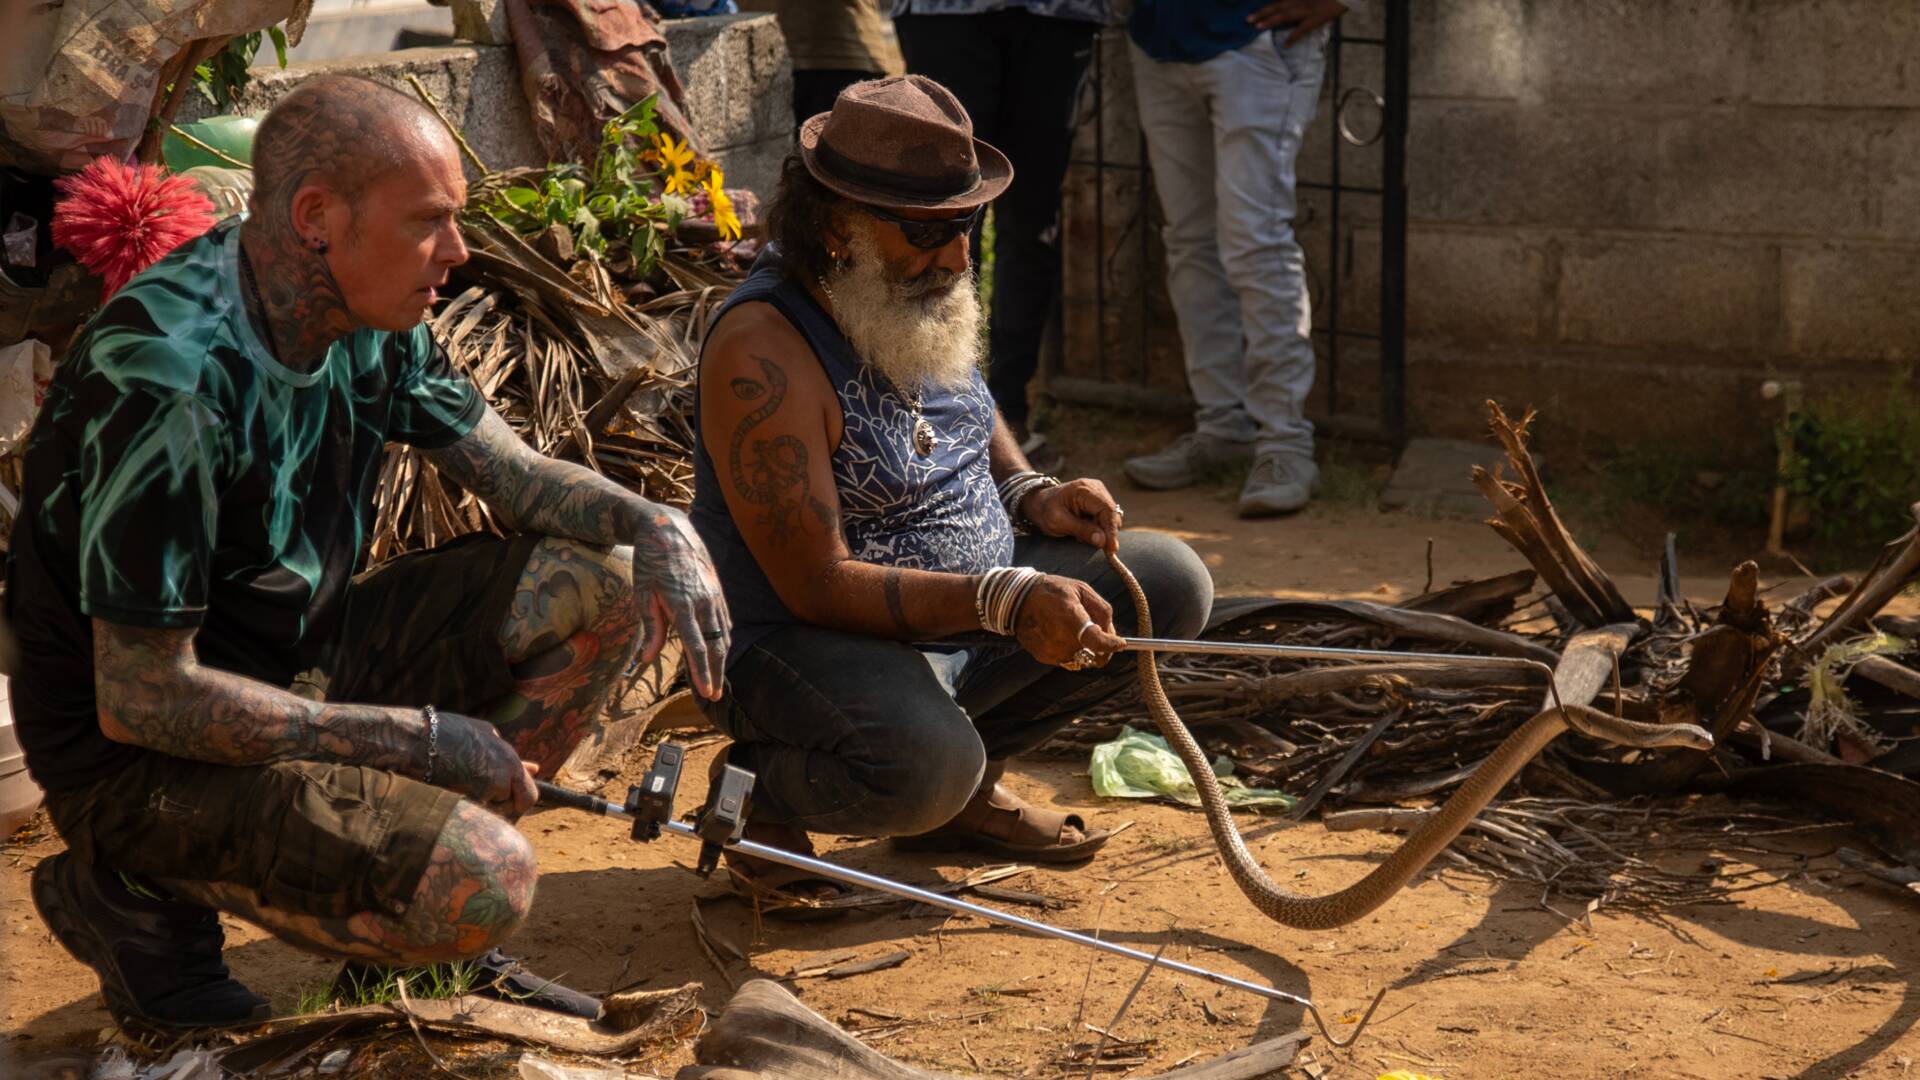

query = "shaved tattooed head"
[
  {"left": 240, "top": 75, "right": 470, "bottom": 369},
  {"left": 250, "top": 76, "right": 451, "bottom": 219}
]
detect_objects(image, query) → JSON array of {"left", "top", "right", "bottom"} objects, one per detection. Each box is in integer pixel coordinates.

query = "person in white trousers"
[{"left": 1122, "top": 0, "right": 1357, "bottom": 517}]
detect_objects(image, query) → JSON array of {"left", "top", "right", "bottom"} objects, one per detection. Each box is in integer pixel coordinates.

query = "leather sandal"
[
  {"left": 892, "top": 762, "right": 1112, "bottom": 864},
  {"left": 707, "top": 746, "right": 851, "bottom": 921}
]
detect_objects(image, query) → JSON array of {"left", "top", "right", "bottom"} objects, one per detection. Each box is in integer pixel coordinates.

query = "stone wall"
[
  {"left": 182, "top": 12, "right": 792, "bottom": 201},
  {"left": 1056, "top": 1, "right": 1920, "bottom": 461}
]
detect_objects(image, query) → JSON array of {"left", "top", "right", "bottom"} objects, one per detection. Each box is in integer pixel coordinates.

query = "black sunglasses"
[{"left": 856, "top": 203, "right": 986, "bottom": 250}]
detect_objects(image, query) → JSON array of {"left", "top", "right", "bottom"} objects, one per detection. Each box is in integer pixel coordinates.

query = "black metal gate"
[{"left": 1045, "top": 0, "right": 1410, "bottom": 446}]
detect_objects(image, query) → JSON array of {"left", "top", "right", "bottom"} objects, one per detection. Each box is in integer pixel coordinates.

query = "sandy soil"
[{"left": 7, "top": 439, "right": 1919, "bottom": 1078}]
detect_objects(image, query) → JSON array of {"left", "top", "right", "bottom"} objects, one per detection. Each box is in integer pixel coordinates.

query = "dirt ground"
[{"left": 6, "top": 433, "right": 1920, "bottom": 1078}]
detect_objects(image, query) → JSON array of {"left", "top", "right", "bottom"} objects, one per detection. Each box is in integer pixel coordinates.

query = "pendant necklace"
[{"left": 820, "top": 273, "right": 937, "bottom": 457}]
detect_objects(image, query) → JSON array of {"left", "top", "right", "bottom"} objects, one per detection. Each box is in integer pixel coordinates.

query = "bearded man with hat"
[{"left": 690, "top": 76, "right": 1213, "bottom": 904}]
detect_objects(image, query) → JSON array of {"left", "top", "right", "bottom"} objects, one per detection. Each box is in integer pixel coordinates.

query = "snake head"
[
  {"left": 1661, "top": 722, "right": 1716, "bottom": 751},
  {"left": 1562, "top": 705, "right": 1715, "bottom": 751}
]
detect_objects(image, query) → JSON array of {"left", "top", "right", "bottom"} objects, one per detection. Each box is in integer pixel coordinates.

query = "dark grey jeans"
[{"left": 699, "top": 531, "right": 1212, "bottom": 836}]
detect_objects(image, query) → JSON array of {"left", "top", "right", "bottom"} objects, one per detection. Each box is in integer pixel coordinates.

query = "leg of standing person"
[
  {"left": 1121, "top": 45, "right": 1259, "bottom": 491},
  {"left": 979, "top": 12, "right": 1097, "bottom": 446},
  {"left": 1206, "top": 27, "right": 1329, "bottom": 516}
]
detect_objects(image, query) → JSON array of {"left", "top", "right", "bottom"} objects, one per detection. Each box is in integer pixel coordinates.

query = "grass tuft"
[{"left": 291, "top": 961, "right": 481, "bottom": 1016}]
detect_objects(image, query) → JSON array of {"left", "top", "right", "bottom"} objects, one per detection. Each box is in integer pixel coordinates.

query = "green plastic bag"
[{"left": 1089, "top": 726, "right": 1296, "bottom": 811}]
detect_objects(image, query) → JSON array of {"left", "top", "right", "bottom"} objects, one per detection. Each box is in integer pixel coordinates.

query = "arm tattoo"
[
  {"left": 93, "top": 620, "right": 425, "bottom": 774},
  {"left": 881, "top": 568, "right": 918, "bottom": 637},
  {"left": 427, "top": 409, "right": 649, "bottom": 545},
  {"left": 726, "top": 355, "right": 832, "bottom": 546}
]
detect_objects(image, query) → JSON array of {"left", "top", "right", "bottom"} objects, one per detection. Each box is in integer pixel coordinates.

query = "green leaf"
[
  {"left": 268, "top": 25, "right": 288, "bottom": 68},
  {"left": 501, "top": 186, "right": 540, "bottom": 209},
  {"left": 614, "top": 94, "right": 659, "bottom": 136}
]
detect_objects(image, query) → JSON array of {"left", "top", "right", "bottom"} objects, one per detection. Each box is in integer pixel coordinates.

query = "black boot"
[
  {"left": 30, "top": 852, "right": 270, "bottom": 1031},
  {"left": 334, "top": 947, "right": 603, "bottom": 1021}
]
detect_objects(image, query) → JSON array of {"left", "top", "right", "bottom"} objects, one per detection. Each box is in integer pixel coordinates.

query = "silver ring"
[
  {"left": 1061, "top": 646, "right": 1097, "bottom": 672},
  {"left": 1075, "top": 619, "right": 1097, "bottom": 642},
  {"left": 701, "top": 627, "right": 725, "bottom": 640}
]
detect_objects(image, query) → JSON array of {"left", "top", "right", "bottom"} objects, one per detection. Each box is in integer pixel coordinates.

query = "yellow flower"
[
  {"left": 651, "top": 132, "right": 697, "bottom": 195},
  {"left": 705, "top": 168, "right": 741, "bottom": 241}
]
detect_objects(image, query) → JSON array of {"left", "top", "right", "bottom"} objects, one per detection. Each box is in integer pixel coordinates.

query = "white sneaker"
[
  {"left": 1122, "top": 432, "right": 1255, "bottom": 490},
  {"left": 1237, "top": 453, "right": 1319, "bottom": 517}
]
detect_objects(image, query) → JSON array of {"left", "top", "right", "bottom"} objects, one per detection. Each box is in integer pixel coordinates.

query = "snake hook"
[{"left": 1304, "top": 986, "right": 1389, "bottom": 1049}]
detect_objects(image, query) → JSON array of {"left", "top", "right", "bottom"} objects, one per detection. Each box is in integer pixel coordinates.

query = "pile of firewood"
[{"left": 1052, "top": 400, "right": 1920, "bottom": 910}]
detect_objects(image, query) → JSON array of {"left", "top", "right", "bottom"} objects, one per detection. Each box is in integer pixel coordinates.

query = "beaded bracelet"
[{"left": 422, "top": 704, "right": 440, "bottom": 784}]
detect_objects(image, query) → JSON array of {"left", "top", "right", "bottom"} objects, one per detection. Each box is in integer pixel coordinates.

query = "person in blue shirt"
[
  {"left": 1122, "top": 0, "right": 1358, "bottom": 516},
  {"left": 890, "top": 0, "right": 1109, "bottom": 468}
]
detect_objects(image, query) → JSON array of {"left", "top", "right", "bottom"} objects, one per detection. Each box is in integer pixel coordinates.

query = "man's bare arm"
[
  {"left": 701, "top": 307, "right": 979, "bottom": 641},
  {"left": 93, "top": 620, "right": 532, "bottom": 810},
  {"left": 425, "top": 406, "right": 731, "bottom": 697}
]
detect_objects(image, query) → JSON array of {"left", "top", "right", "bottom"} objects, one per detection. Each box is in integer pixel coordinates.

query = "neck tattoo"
[
  {"left": 819, "top": 272, "right": 938, "bottom": 457},
  {"left": 239, "top": 242, "right": 284, "bottom": 363}
]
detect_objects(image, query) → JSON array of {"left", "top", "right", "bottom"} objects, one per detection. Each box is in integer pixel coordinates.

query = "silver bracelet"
[
  {"left": 976, "top": 565, "right": 1043, "bottom": 635},
  {"left": 998, "top": 470, "right": 1060, "bottom": 532},
  {"left": 422, "top": 704, "right": 440, "bottom": 784}
]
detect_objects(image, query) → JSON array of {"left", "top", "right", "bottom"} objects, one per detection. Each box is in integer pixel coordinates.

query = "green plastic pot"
[{"left": 161, "top": 115, "right": 259, "bottom": 171}]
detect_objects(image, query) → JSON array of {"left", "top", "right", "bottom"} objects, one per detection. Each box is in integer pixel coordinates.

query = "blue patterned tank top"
[{"left": 690, "top": 249, "right": 1016, "bottom": 665}]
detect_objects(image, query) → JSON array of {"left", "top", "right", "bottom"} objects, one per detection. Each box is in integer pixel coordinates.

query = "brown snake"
[{"left": 1104, "top": 550, "right": 1714, "bottom": 930}]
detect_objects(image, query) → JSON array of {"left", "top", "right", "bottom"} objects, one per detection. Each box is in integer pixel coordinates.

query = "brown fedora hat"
[{"left": 798, "top": 75, "right": 1013, "bottom": 212}]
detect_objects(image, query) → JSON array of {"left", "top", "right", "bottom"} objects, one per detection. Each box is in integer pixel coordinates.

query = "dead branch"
[
  {"left": 1787, "top": 503, "right": 1920, "bottom": 676},
  {"left": 1475, "top": 401, "right": 1635, "bottom": 626},
  {"left": 1850, "top": 655, "right": 1920, "bottom": 699},
  {"left": 1400, "top": 569, "right": 1538, "bottom": 622}
]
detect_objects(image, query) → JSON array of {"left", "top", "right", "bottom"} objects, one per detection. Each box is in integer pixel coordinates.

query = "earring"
[{"left": 312, "top": 238, "right": 329, "bottom": 255}]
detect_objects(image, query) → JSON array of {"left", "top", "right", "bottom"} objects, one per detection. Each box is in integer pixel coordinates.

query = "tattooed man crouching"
[
  {"left": 690, "top": 77, "right": 1212, "bottom": 908},
  {"left": 6, "top": 76, "right": 729, "bottom": 1030}
]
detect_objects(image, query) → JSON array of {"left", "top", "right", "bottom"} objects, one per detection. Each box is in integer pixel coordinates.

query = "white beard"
[{"left": 825, "top": 228, "right": 983, "bottom": 393}]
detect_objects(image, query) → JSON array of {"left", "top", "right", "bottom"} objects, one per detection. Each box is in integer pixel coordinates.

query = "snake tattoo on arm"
[{"left": 727, "top": 355, "right": 834, "bottom": 547}]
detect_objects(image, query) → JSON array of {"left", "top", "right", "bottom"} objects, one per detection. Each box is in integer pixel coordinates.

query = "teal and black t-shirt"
[{"left": 5, "top": 218, "right": 485, "bottom": 792}]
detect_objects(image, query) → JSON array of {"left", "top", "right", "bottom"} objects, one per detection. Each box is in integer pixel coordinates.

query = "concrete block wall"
[
  {"left": 1057, "top": 1, "right": 1920, "bottom": 461},
  {"left": 181, "top": 12, "right": 793, "bottom": 202}
]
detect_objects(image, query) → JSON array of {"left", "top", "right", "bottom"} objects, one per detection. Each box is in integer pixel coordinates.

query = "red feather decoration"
[{"left": 52, "top": 157, "right": 218, "bottom": 300}]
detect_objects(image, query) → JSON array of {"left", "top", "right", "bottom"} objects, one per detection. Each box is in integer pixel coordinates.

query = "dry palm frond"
[{"left": 366, "top": 216, "right": 732, "bottom": 564}]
